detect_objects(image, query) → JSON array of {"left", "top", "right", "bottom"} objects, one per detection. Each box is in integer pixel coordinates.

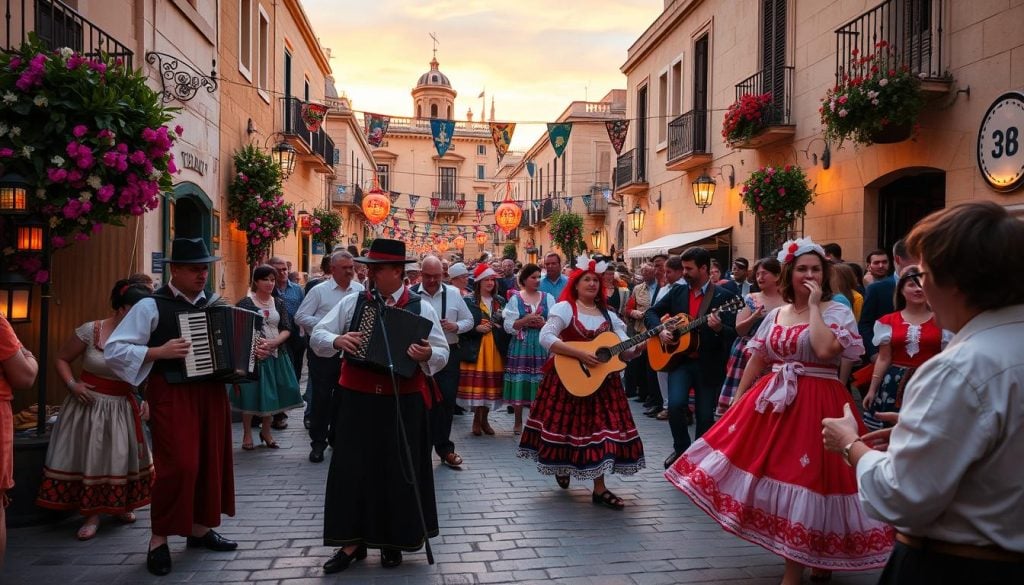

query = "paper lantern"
[
  {"left": 495, "top": 198, "right": 522, "bottom": 234},
  {"left": 453, "top": 235, "right": 466, "bottom": 250},
  {"left": 436, "top": 239, "right": 450, "bottom": 253},
  {"left": 361, "top": 188, "right": 391, "bottom": 225},
  {"left": 475, "top": 231, "right": 488, "bottom": 246}
]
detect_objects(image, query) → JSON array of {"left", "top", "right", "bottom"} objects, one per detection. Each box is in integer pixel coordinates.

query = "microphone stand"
[{"left": 372, "top": 289, "right": 435, "bottom": 565}]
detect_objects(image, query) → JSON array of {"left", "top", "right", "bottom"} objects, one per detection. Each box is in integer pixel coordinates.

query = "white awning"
[{"left": 625, "top": 227, "right": 732, "bottom": 259}]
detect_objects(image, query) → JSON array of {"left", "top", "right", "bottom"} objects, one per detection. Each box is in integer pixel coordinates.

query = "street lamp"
[
  {"left": 591, "top": 228, "right": 605, "bottom": 253},
  {"left": 691, "top": 173, "right": 716, "bottom": 213},
  {"left": 272, "top": 140, "right": 297, "bottom": 179},
  {"left": 628, "top": 204, "right": 646, "bottom": 235},
  {"left": 0, "top": 273, "right": 32, "bottom": 323},
  {"left": 0, "top": 174, "right": 29, "bottom": 213}
]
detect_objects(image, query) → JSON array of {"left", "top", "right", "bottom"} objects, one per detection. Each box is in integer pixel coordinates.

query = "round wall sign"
[{"left": 977, "top": 91, "right": 1024, "bottom": 193}]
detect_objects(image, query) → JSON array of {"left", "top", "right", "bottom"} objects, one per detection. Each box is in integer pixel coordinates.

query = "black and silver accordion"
[
  {"left": 347, "top": 302, "right": 433, "bottom": 379},
  {"left": 166, "top": 305, "right": 263, "bottom": 383}
]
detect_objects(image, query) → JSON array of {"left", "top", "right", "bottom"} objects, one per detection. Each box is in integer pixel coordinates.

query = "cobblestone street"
[{"left": 5, "top": 401, "right": 882, "bottom": 584}]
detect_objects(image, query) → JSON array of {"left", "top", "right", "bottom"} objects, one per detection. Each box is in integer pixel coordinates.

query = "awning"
[{"left": 625, "top": 227, "right": 732, "bottom": 259}]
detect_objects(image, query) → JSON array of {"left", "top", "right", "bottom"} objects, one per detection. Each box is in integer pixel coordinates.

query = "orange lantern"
[
  {"left": 361, "top": 188, "right": 391, "bottom": 225},
  {"left": 453, "top": 235, "right": 466, "bottom": 250},
  {"left": 495, "top": 198, "right": 522, "bottom": 234},
  {"left": 475, "top": 231, "right": 488, "bottom": 246},
  {"left": 436, "top": 239, "right": 450, "bottom": 253}
]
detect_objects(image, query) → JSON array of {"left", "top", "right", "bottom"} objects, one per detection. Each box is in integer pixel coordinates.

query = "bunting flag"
[
  {"left": 563, "top": 196, "right": 574, "bottom": 210},
  {"left": 430, "top": 119, "right": 456, "bottom": 157},
  {"left": 301, "top": 102, "right": 329, "bottom": 132},
  {"left": 430, "top": 197, "right": 440, "bottom": 209},
  {"left": 456, "top": 198, "right": 467, "bottom": 210},
  {"left": 526, "top": 160, "right": 536, "bottom": 178},
  {"left": 408, "top": 194, "right": 420, "bottom": 208},
  {"left": 388, "top": 190, "right": 400, "bottom": 204},
  {"left": 602, "top": 188, "right": 612, "bottom": 202},
  {"left": 364, "top": 113, "right": 391, "bottom": 147},
  {"left": 582, "top": 194, "right": 592, "bottom": 208},
  {"left": 425, "top": 216, "right": 434, "bottom": 229},
  {"left": 516, "top": 200, "right": 525, "bottom": 209},
  {"left": 489, "top": 122, "right": 516, "bottom": 163},
  {"left": 405, "top": 208, "right": 415, "bottom": 220},
  {"left": 546, "top": 123, "right": 573, "bottom": 158},
  {"left": 604, "top": 120, "right": 630, "bottom": 156},
  {"left": 491, "top": 201, "right": 501, "bottom": 212}
]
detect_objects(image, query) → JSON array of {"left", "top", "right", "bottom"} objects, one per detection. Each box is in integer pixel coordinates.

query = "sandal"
[
  {"left": 77, "top": 519, "right": 100, "bottom": 541},
  {"left": 592, "top": 490, "right": 625, "bottom": 510},
  {"left": 115, "top": 511, "right": 136, "bottom": 524},
  {"left": 555, "top": 474, "right": 570, "bottom": 489},
  {"left": 442, "top": 452, "right": 463, "bottom": 469},
  {"left": 259, "top": 431, "right": 279, "bottom": 449},
  {"left": 242, "top": 437, "right": 255, "bottom": 451}
]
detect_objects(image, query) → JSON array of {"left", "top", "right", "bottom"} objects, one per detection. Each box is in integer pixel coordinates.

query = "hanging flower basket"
[
  {"left": 740, "top": 165, "right": 814, "bottom": 227},
  {"left": 548, "top": 211, "right": 586, "bottom": 262},
  {"left": 820, "top": 41, "right": 925, "bottom": 147},
  {"left": 722, "top": 92, "right": 777, "bottom": 144},
  {"left": 310, "top": 207, "right": 342, "bottom": 250},
  {"left": 227, "top": 145, "right": 295, "bottom": 265}
]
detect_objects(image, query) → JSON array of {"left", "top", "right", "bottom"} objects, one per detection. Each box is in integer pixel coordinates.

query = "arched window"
[
  {"left": 447, "top": 105, "right": 452, "bottom": 119},
  {"left": 430, "top": 104, "right": 438, "bottom": 118},
  {"left": 417, "top": 104, "right": 422, "bottom": 118}
]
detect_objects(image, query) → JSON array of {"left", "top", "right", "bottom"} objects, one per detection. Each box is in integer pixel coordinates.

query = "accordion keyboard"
[
  {"left": 351, "top": 303, "right": 378, "bottom": 359},
  {"left": 179, "top": 311, "right": 215, "bottom": 378}
]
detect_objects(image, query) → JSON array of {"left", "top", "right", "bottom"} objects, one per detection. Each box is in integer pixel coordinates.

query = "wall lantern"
[
  {"left": 691, "top": 173, "right": 716, "bottom": 213},
  {"left": 0, "top": 174, "right": 29, "bottom": 213},
  {"left": 361, "top": 188, "right": 391, "bottom": 225},
  {"left": 628, "top": 204, "right": 646, "bottom": 235},
  {"left": 0, "top": 273, "right": 32, "bottom": 323},
  {"left": 495, "top": 198, "right": 522, "bottom": 234},
  {"left": 16, "top": 224, "right": 45, "bottom": 251},
  {"left": 272, "top": 140, "right": 297, "bottom": 179},
  {"left": 591, "top": 228, "right": 606, "bottom": 252}
]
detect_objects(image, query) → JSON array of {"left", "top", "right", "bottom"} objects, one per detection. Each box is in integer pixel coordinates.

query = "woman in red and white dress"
[{"left": 665, "top": 238, "right": 893, "bottom": 584}]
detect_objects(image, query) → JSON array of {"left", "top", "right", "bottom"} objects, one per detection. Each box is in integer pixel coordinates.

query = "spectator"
[
  {"left": 859, "top": 240, "right": 915, "bottom": 358},
  {"left": 823, "top": 242, "right": 844, "bottom": 263},
  {"left": 1, "top": 313, "right": 39, "bottom": 567},
  {"left": 862, "top": 249, "right": 892, "bottom": 287},
  {"left": 539, "top": 253, "right": 568, "bottom": 299},
  {"left": 831, "top": 262, "right": 864, "bottom": 320},
  {"left": 269, "top": 256, "right": 304, "bottom": 430}
]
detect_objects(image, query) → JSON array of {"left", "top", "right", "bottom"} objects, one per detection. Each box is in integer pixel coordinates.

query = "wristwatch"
[{"left": 842, "top": 437, "right": 864, "bottom": 467}]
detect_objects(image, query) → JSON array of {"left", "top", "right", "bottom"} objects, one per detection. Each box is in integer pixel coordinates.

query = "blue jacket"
[{"left": 644, "top": 282, "right": 737, "bottom": 385}]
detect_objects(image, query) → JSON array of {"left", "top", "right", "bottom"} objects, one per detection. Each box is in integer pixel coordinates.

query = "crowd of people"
[{"left": 1, "top": 201, "right": 1021, "bottom": 584}]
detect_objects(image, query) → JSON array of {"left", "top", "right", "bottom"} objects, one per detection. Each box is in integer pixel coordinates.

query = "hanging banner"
[
  {"left": 408, "top": 194, "right": 420, "bottom": 208},
  {"left": 301, "top": 102, "right": 329, "bottom": 133},
  {"left": 604, "top": 119, "right": 629, "bottom": 156},
  {"left": 491, "top": 201, "right": 501, "bottom": 212},
  {"left": 582, "top": 194, "right": 592, "bottom": 208},
  {"left": 489, "top": 122, "right": 516, "bottom": 163},
  {"left": 427, "top": 210, "right": 436, "bottom": 223},
  {"left": 526, "top": 160, "right": 535, "bottom": 178},
  {"left": 430, "top": 119, "right": 456, "bottom": 157},
  {"left": 546, "top": 123, "right": 573, "bottom": 158},
  {"left": 364, "top": 113, "right": 391, "bottom": 147},
  {"left": 563, "top": 196, "right": 574, "bottom": 210},
  {"left": 405, "top": 208, "right": 415, "bottom": 220},
  {"left": 430, "top": 197, "right": 440, "bottom": 209},
  {"left": 389, "top": 190, "right": 400, "bottom": 204},
  {"left": 456, "top": 198, "right": 467, "bottom": 210},
  {"left": 602, "top": 188, "right": 612, "bottom": 202}
]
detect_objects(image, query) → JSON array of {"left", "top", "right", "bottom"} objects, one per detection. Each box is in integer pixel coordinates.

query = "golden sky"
[{"left": 304, "top": 0, "right": 663, "bottom": 151}]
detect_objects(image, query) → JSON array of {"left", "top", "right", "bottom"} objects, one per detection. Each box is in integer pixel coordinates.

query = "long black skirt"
[{"left": 323, "top": 389, "right": 439, "bottom": 550}]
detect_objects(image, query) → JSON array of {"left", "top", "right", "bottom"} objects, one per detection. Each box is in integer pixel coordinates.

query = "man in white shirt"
[
  {"left": 824, "top": 202, "right": 1024, "bottom": 585},
  {"left": 294, "top": 250, "right": 364, "bottom": 463},
  {"left": 412, "top": 256, "right": 473, "bottom": 468}
]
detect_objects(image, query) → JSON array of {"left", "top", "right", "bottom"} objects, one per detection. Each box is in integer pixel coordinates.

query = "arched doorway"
[
  {"left": 164, "top": 182, "right": 214, "bottom": 290},
  {"left": 870, "top": 168, "right": 945, "bottom": 254}
]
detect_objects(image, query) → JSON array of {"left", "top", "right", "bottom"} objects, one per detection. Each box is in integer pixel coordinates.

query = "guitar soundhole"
[{"left": 595, "top": 348, "right": 611, "bottom": 363}]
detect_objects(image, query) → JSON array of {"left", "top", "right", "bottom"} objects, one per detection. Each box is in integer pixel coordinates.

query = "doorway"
[{"left": 876, "top": 170, "right": 944, "bottom": 253}]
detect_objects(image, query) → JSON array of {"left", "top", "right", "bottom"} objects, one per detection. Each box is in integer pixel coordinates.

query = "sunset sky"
[{"left": 303, "top": 0, "right": 663, "bottom": 150}]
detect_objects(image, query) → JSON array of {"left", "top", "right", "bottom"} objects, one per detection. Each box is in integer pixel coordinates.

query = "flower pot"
[{"left": 869, "top": 122, "right": 912, "bottom": 144}]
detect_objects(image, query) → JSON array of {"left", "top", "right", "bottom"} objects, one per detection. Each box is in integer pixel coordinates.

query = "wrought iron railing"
[
  {"left": 432, "top": 192, "right": 465, "bottom": 212},
  {"left": 835, "top": 0, "right": 944, "bottom": 82},
  {"left": 667, "top": 110, "right": 709, "bottom": 164},
  {"left": 735, "top": 66, "right": 795, "bottom": 126},
  {"left": 615, "top": 147, "right": 647, "bottom": 187},
  {"left": 538, "top": 197, "right": 555, "bottom": 222},
  {"left": 282, "top": 96, "right": 336, "bottom": 167},
  {"left": 586, "top": 184, "right": 609, "bottom": 214},
  {"left": 2, "top": 0, "right": 133, "bottom": 68}
]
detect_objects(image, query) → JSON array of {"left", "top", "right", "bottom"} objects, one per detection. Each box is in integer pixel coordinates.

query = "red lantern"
[
  {"left": 453, "top": 235, "right": 466, "bottom": 250},
  {"left": 495, "top": 198, "right": 522, "bottom": 234},
  {"left": 436, "top": 239, "right": 450, "bottom": 253},
  {"left": 475, "top": 231, "right": 488, "bottom": 246},
  {"left": 361, "top": 188, "right": 391, "bottom": 225}
]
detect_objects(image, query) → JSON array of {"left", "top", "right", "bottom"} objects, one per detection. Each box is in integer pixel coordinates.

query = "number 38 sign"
[{"left": 978, "top": 91, "right": 1024, "bottom": 193}]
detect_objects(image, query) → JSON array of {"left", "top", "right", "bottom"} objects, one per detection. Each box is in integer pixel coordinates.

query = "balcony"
[
  {"left": 835, "top": 0, "right": 949, "bottom": 94},
  {"left": 615, "top": 148, "right": 648, "bottom": 195},
  {"left": 432, "top": 192, "right": 465, "bottom": 217},
  {"left": 520, "top": 205, "right": 536, "bottom": 231},
  {"left": 538, "top": 197, "right": 556, "bottom": 223},
  {"left": 2, "top": 0, "right": 134, "bottom": 68},
  {"left": 282, "top": 97, "right": 336, "bottom": 174},
  {"left": 666, "top": 110, "right": 712, "bottom": 171},
  {"left": 728, "top": 66, "right": 796, "bottom": 149},
  {"left": 586, "top": 184, "right": 610, "bottom": 215},
  {"left": 331, "top": 183, "right": 359, "bottom": 208}
]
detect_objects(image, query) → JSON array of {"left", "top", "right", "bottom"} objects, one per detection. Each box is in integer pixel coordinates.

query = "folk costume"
[
  {"left": 666, "top": 239, "right": 893, "bottom": 572},
  {"left": 457, "top": 265, "right": 507, "bottom": 411},
  {"left": 517, "top": 257, "right": 645, "bottom": 480},
  {"left": 229, "top": 294, "right": 303, "bottom": 417},
  {"left": 501, "top": 290, "right": 556, "bottom": 406},
  {"left": 310, "top": 240, "right": 449, "bottom": 558}
]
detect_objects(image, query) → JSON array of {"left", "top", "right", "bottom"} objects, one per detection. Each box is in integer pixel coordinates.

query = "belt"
[{"left": 896, "top": 532, "right": 1024, "bottom": 564}]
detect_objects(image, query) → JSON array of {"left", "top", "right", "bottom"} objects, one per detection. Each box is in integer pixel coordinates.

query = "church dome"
[{"left": 416, "top": 57, "right": 451, "bottom": 88}]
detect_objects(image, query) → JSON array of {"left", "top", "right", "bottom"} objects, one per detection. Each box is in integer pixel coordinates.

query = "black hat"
[
  {"left": 354, "top": 238, "right": 415, "bottom": 264},
  {"left": 163, "top": 238, "right": 220, "bottom": 264}
]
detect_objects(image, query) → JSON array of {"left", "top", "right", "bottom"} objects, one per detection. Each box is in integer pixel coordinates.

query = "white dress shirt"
[
  {"left": 411, "top": 283, "right": 474, "bottom": 345},
  {"left": 855, "top": 304, "right": 1024, "bottom": 552},
  {"left": 294, "top": 278, "right": 365, "bottom": 335},
  {"left": 309, "top": 286, "right": 449, "bottom": 376},
  {"left": 539, "top": 301, "right": 627, "bottom": 350}
]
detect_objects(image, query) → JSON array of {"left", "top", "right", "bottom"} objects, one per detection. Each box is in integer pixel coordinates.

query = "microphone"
[{"left": 371, "top": 287, "right": 387, "bottom": 308}]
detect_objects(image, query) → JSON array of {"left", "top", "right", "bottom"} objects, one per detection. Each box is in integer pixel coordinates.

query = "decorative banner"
[
  {"left": 489, "top": 122, "right": 516, "bottom": 163},
  {"left": 426, "top": 211, "right": 435, "bottom": 224},
  {"left": 516, "top": 200, "right": 525, "bottom": 209},
  {"left": 430, "top": 119, "right": 456, "bottom": 157},
  {"left": 301, "top": 102, "right": 329, "bottom": 132},
  {"left": 526, "top": 160, "right": 536, "bottom": 178},
  {"left": 430, "top": 197, "right": 440, "bottom": 209},
  {"left": 364, "top": 113, "right": 391, "bottom": 147},
  {"left": 546, "top": 123, "right": 573, "bottom": 158},
  {"left": 604, "top": 119, "right": 630, "bottom": 156},
  {"left": 389, "top": 190, "right": 400, "bottom": 204},
  {"left": 456, "top": 198, "right": 466, "bottom": 210},
  {"left": 491, "top": 201, "right": 501, "bottom": 212},
  {"left": 408, "top": 194, "right": 420, "bottom": 208},
  {"left": 602, "top": 187, "right": 613, "bottom": 202},
  {"left": 405, "top": 208, "right": 415, "bottom": 220},
  {"left": 582, "top": 194, "right": 592, "bottom": 208},
  {"left": 563, "top": 196, "right": 573, "bottom": 210}
]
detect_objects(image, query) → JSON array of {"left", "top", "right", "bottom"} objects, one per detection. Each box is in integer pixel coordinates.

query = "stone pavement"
[{"left": 4, "top": 400, "right": 883, "bottom": 584}]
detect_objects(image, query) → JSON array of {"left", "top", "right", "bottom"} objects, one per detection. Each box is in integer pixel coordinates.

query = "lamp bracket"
[{"left": 145, "top": 52, "right": 217, "bottom": 104}]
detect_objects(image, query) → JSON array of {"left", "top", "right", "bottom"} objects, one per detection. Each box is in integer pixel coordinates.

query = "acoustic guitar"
[
  {"left": 554, "top": 314, "right": 690, "bottom": 398},
  {"left": 646, "top": 296, "right": 746, "bottom": 371}
]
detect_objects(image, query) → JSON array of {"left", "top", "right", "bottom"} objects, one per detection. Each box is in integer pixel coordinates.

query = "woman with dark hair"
[
  {"left": 517, "top": 256, "right": 645, "bottom": 509},
  {"left": 457, "top": 264, "right": 507, "bottom": 436},
  {"left": 715, "top": 257, "right": 784, "bottom": 418},
  {"left": 600, "top": 267, "right": 630, "bottom": 317},
  {"left": 36, "top": 280, "right": 155, "bottom": 541},
  {"left": 860, "top": 265, "right": 948, "bottom": 430},
  {"left": 502, "top": 263, "right": 556, "bottom": 434},
  {"left": 230, "top": 264, "right": 303, "bottom": 450},
  {"left": 666, "top": 238, "right": 892, "bottom": 584}
]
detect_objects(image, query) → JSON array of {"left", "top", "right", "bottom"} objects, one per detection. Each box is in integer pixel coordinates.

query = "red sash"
[{"left": 80, "top": 371, "right": 145, "bottom": 450}]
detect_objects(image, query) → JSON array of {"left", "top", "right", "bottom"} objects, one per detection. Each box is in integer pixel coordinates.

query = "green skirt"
[{"left": 228, "top": 351, "right": 304, "bottom": 416}]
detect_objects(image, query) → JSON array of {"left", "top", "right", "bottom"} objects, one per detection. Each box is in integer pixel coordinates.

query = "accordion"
[
  {"left": 347, "top": 301, "right": 433, "bottom": 378},
  {"left": 166, "top": 305, "right": 263, "bottom": 383}
]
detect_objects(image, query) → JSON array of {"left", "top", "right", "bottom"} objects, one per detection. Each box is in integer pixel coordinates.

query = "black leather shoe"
[
  {"left": 147, "top": 543, "right": 172, "bottom": 576},
  {"left": 303, "top": 417, "right": 311, "bottom": 430},
  {"left": 380, "top": 548, "right": 403, "bottom": 568},
  {"left": 186, "top": 530, "right": 238, "bottom": 552},
  {"left": 323, "top": 544, "right": 367, "bottom": 574},
  {"left": 663, "top": 450, "right": 682, "bottom": 469},
  {"left": 309, "top": 446, "right": 325, "bottom": 463},
  {"left": 644, "top": 405, "right": 664, "bottom": 417}
]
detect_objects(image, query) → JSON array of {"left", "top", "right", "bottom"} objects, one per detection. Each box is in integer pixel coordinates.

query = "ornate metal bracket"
[{"left": 145, "top": 52, "right": 218, "bottom": 104}]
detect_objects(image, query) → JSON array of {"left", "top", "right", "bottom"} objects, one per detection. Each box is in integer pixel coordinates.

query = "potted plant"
[
  {"left": 502, "top": 243, "right": 517, "bottom": 261},
  {"left": 722, "top": 92, "right": 776, "bottom": 144},
  {"left": 227, "top": 145, "right": 295, "bottom": 265},
  {"left": 740, "top": 164, "right": 814, "bottom": 231},
  {"left": 0, "top": 36, "right": 179, "bottom": 282},
  {"left": 820, "top": 41, "right": 925, "bottom": 147},
  {"left": 310, "top": 207, "right": 342, "bottom": 250},
  {"left": 548, "top": 211, "right": 586, "bottom": 262}
]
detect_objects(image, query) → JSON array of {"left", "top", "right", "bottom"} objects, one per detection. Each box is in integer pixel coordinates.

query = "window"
[
  {"left": 658, "top": 71, "right": 668, "bottom": 143},
  {"left": 257, "top": 8, "right": 269, "bottom": 93},
  {"left": 439, "top": 167, "right": 457, "bottom": 198},
  {"left": 477, "top": 193, "right": 485, "bottom": 211},
  {"left": 477, "top": 144, "right": 486, "bottom": 156},
  {"left": 671, "top": 59, "right": 683, "bottom": 117},
  {"left": 430, "top": 104, "right": 438, "bottom": 118},
  {"left": 761, "top": 0, "right": 787, "bottom": 123},
  {"left": 238, "top": 0, "right": 252, "bottom": 79},
  {"left": 477, "top": 165, "right": 486, "bottom": 180},
  {"left": 447, "top": 105, "right": 452, "bottom": 119},
  {"left": 304, "top": 78, "right": 310, "bottom": 102},
  {"left": 377, "top": 164, "right": 390, "bottom": 192}
]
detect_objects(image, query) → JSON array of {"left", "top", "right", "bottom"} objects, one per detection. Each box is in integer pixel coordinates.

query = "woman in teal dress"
[
  {"left": 230, "top": 265, "right": 303, "bottom": 449},
  {"left": 501, "top": 264, "right": 557, "bottom": 434}
]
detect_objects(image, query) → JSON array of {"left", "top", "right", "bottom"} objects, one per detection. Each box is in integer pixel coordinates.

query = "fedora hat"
[
  {"left": 163, "top": 238, "right": 220, "bottom": 264},
  {"left": 354, "top": 238, "right": 416, "bottom": 264}
]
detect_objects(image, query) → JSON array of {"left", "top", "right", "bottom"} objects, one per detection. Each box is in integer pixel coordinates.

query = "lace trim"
[
  {"left": 905, "top": 323, "right": 922, "bottom": 358},
  {"left": 516, "top": 449, "right": 646, "bottom": 480}
]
